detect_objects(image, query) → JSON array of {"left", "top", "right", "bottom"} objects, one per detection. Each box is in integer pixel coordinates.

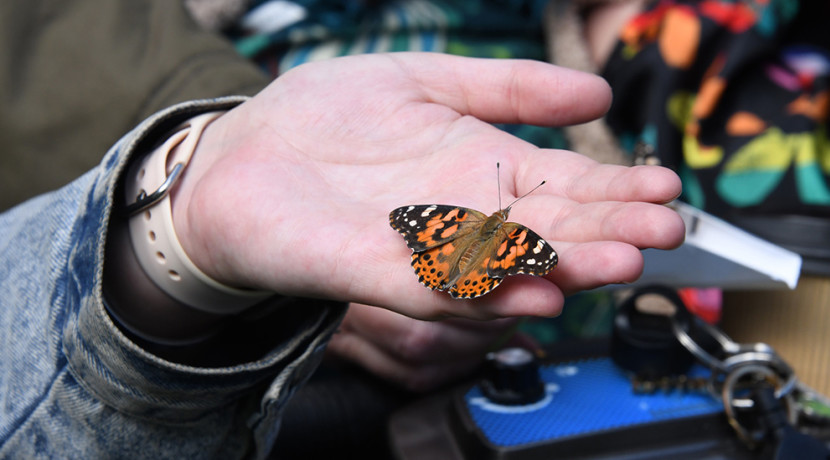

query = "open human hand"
[{"left": 171, "top": 52, "right": 684, "bottom": 321}]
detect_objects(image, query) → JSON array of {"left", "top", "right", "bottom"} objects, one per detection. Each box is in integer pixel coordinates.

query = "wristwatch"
[{"left": 123, "top": 111, "right": 272, "bottom": 314}]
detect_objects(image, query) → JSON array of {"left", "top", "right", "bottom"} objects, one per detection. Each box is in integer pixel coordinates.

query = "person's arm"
[{"left": 0, "top": 97, "right": 345, "bottom": 459}]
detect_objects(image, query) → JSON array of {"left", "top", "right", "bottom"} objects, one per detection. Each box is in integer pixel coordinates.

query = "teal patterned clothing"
[{"left": 229, "top": 0, "right": 568, "bottom": 149}]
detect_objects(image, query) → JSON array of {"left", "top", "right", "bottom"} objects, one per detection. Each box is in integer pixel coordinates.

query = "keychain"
[{"left": 613, "top": 286, "right": 830, "bottom": 458}]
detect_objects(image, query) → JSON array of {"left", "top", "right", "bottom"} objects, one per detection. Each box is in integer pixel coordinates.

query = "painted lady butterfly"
[{"left": 389, "top": 167, "right": 558, "bottom": 299}]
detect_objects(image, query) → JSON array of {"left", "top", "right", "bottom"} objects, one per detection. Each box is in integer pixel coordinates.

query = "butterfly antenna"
[
  {"left": 505, "top": 180, "right": 546, "bottom": 211},
  {"left": 496, "top": 162, "right": 502, "bottom": 210}
]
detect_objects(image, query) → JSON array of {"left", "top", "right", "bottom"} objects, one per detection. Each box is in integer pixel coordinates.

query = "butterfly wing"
[
  {"left": 447, "top": 223, "right": 556, "bottom": 299},
  {"left": 487, "top": 223, "right": 558, "bottom": 278},
  {"left": 389, "top": 205, "right": 486, "bottom": 252},
  {"left": 390, "top": 205, "right": 487, "bottom": 292},
  {"left": 408, "top": 245, "right": 455, "bottom": 291}
]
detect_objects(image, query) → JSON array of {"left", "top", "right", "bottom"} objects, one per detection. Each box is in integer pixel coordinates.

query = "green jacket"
[{"left": 0, "top": 0, "right": 269, "bottom": 210}]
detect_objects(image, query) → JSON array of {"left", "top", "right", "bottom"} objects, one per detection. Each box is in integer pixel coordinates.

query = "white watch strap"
[{"left": 125, "top": 111, "right": 272, "bottom": 314}]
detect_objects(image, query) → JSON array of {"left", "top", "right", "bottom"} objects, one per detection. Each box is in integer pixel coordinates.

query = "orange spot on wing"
[
  {"left": 426, "top": 214, "right": 445, "bottom": 226},
  {"left": 441, "top": 208, "right": 466, "bottom": 221},
  {"left": 496, "top": 240, "right": 509, "bottom": 257},
  {"left": 416, "top": 217, "right": 446, "bottom": 243},
  {"left": 492, "top": 246, "right": 519, "bottom": 270},
  {"left": 440, "top": 224, "right": 459, "bottom": 239},
  {"left": 416, "top": 226, "right": 441, "bottom": 243},
  {"left": 510, "top": 229, "right": 527, "bottom": 244}
]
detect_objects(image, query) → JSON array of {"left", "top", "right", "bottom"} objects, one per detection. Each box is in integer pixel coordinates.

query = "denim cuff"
[{"left": 60, "top": 98, "right": 347, "bottom": 425}]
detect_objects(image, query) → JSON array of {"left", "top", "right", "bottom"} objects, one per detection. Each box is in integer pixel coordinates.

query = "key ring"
[
  {"left": 671, "top": 317, "right": 774, "bottom": 371},
  {"left": 671, "top": 315, "right": 797, "bottom": 399},
  {"left": 721, "top": 364, "right": 798, "bottom": 449},
  {"left": 722, "top": 351, "right": 797, "bottom": 399},
  {"left": 671, "top": 317, "right": 728, "bottom": 371}
]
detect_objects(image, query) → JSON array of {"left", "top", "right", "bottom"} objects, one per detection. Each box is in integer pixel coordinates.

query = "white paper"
[{"left": 629, "top": 202, "right": 802, "bottom": 290}]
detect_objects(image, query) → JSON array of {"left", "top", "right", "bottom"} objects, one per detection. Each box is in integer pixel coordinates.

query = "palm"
[{"left": 177, "top": 53, "right": 684, "bottom": 320}]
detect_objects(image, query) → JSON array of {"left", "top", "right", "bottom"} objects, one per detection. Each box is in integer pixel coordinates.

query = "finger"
[
  {"left": 328, "top": 326, "right": 485, "bottom": 391},
  {"left": 326, "top": 331, "right": 442, "bottom": 391},
  {"left": 340, "top": 304, "right": 521, "bottom": 364},
  {"left": 546, "top": 240, "right": 646, "bottom": 294},
  {"left": 512, "top": 198, "right": 686, "bottom": 250},
  {"left": 511, "top": 151, "right": 682, "bottom": 205},
  {"left": 391, "top": 53, "right": 613, "bottom": 126},
  {"left": 356, "top": 264, "right": 565, "bottom": 321}
]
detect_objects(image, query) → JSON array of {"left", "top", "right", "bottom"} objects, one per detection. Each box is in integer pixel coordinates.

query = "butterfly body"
[{"left": 389, "top": 203, "right": 557, "bottom": 299}]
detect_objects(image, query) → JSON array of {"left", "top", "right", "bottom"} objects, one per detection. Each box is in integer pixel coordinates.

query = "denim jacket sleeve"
[{"left": 0, "top": 97, "right": 347, "bottom": 459}]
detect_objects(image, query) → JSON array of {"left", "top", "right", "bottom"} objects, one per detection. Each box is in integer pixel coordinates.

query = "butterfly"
[{"left": 389, "top": 165, "right": 558, "bottom": 299}]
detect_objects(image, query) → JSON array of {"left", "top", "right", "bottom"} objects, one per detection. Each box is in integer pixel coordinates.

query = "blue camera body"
[
  {"left": 389, "top": 355, "right": 757, "bottom": 459},
  {"left": 451, "top": 356, "right": 728, "bottom": 459}
]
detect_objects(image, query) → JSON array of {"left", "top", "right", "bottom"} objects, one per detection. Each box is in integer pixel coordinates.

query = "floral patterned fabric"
[{"left": 603, "top": 0, "right": 830, "bottom": 220}]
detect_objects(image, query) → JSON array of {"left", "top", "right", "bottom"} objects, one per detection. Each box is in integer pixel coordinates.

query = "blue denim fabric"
[{"left": 0, "top": 98, "right": 346, "bottom": 459}]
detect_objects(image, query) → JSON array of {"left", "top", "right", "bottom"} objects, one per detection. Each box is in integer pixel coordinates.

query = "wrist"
[
  {"left": 123, "top": 111, "right": 272, "bottom": 314},
  {"left": 167, "top": 108, "right": 250, "bottom": 289},
  {"left": 103, "top": 214, "right": 227, "bottom": 344}
]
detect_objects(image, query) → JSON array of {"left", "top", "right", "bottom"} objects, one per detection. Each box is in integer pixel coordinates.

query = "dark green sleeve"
[{"left": 0, "top": 0, "right": 270, "bottom": 210}]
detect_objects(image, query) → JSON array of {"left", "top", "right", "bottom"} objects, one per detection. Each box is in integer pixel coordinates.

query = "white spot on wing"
[{"left": 420, "top": 205, "right": 437, "bottom": 217}]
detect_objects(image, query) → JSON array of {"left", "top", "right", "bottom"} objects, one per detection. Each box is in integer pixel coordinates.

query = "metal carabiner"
[
  {"left": 125, "top": 162, "right": 185, "bottom": 216},
  {"left": 671, "top": 315, "right": 797, "bottom": 399}
]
